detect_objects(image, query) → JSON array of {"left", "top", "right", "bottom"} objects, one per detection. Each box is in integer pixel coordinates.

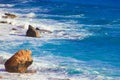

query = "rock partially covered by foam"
[
  {"left": 4, "top": 50, "right": 33, "bottom": 73},
  {"left": 2, "top": 13, "right": 17, "bottom": 19},
  {"left": 26, "top": 25, "right": 40, "bottom": 38}
]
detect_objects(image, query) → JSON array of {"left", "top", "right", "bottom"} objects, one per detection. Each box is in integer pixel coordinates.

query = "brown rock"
[
  {"left": 2, "top": 13, "right": 17, "bottom": 19},
  {"left": 26, "top": 25, "right": 40, "bottom": 38},
  {"left": 4, "top": 50, "right": 33, "bottom": 73}
]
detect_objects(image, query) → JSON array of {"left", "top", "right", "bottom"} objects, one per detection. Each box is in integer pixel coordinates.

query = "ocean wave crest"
[{"left": 0, "top": 4, "right": 15, "bottom": 8}]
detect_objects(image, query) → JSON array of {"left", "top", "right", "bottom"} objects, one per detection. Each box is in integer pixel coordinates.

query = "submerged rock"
[
  {"left": 0, "top": 21, "right": 7, "bottom": 24},
  {"left": 2, "top": 13, "right": 17, "bottom": 19},
  {"left": 4, "top": 50, "right": 33, "bottom": 73},
  {"left": 36, "top": 27, "right": 52, "bottom": 33},
  {"left": 11, "top": 28, "right": 17, "bottom": 30},
  {"left": 26, "top": 25, "right": 40, "bottom": 38}
]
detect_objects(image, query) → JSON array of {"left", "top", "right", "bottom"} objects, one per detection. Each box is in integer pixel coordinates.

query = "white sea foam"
[
  {"left": 40, "top": 14, "right": 85, "bottom": 18},
  {"left": 0, "top": 4, "right": 15, "bottom": 8},
  {"left": 3, "top": 7, "right": 49, "bottom": 13},
  {"left": 16, "top": 0, "right": 34, "bottom": 3},
  {"left": 0, "top": 52, "right": 12, "bottom": 64},
  {"left": 26, "top": 12, "right": 36, "bottom": 18}
]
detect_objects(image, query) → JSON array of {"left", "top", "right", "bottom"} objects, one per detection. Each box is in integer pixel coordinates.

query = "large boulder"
[
  {"left": 4, "top": 50, "right": 33, "bottom": 73},
  {"left": 26, "top": 25, "right": 40, "bottom": 37}
]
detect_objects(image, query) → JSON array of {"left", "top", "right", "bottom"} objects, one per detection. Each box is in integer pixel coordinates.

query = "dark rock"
[
  {"left": 26, "top": 25, "right": 40, "bottom": 38},
  {"left": 0, "top": 21, "right": 7, "bottom": 24},
  {"left": 36, "top": 27, "right": 52, "bottom": 33},
  {"left": 36, "top": 27, "right": 40, "bottom": 30},
  {"left": 4, "top": 50, "right": 33, "bottom": 73},
  {"left": 2, "top": 13, "right": 17, "bottom": 19},
  {"left": 12, "top": 28, "right": 17, "bottom": 30}
]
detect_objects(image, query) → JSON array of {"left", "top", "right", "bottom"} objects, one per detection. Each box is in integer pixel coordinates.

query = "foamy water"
[
  {"left": 0, "top": 9, "right": 92, "bottom": 40},
  {"left": 0, "top": 51, "right": 115, "bottom": 80},
  {"left": 0, "top": 35, "right": 119, "bottom": 80},
  {"left": 0, "top": 4, "right": 15, "bottom": 8},
  {"left": 0, "top": 0, "right": 120, "bottom": 80}
]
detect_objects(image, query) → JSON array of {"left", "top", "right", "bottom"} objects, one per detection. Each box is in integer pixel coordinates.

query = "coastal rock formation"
[
  {"left": 26, "top": 25, "right": 40, "bottom": 37},
  {"left": 4, "top": 50, "right": 33, "bottom": 73},
  {"left": 2, "top": 13, "right": 17, "bottom": 19}
]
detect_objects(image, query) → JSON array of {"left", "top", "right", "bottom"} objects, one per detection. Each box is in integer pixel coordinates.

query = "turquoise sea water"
[{"left": 0, "top": 0, "right": 120, "bottom": 79}]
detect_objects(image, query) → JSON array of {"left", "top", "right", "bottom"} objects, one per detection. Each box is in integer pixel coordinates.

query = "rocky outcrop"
[
  {"left": 2, "top": 13, "right": 17, "bottom": 19},
  {"left": 4, "top": 50, "right": 33, "bottom": 73},
  {"left": 26, "top": 25, "right": 40, "bottom": 38}
]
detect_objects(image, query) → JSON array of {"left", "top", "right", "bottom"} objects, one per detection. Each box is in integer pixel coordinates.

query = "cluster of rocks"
[
  {"left": 2, "top": 13, "right": 17, "bottom": 19},
  {"left": 0, "top": 13, "right": 71, "bottom": 80},
  {"left": 0, "top": 13, "right": 43, "bottom": 73},
  {"left": 0, "top": 13, "right": 53, "bottom": 38},
  {"left": 0, "top": 13, "right": 17, "bottom": 24}
]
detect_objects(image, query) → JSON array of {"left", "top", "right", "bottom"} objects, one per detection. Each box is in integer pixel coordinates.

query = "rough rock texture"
[
  {"left": 26, "top": 25, "right": 40, "bottom": 37},
  {"left": 2, "top": 13, "right": 17, "bottom": 19},
  {"left": 4, "top": 50, "right": 33, "bottom": 73}
]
